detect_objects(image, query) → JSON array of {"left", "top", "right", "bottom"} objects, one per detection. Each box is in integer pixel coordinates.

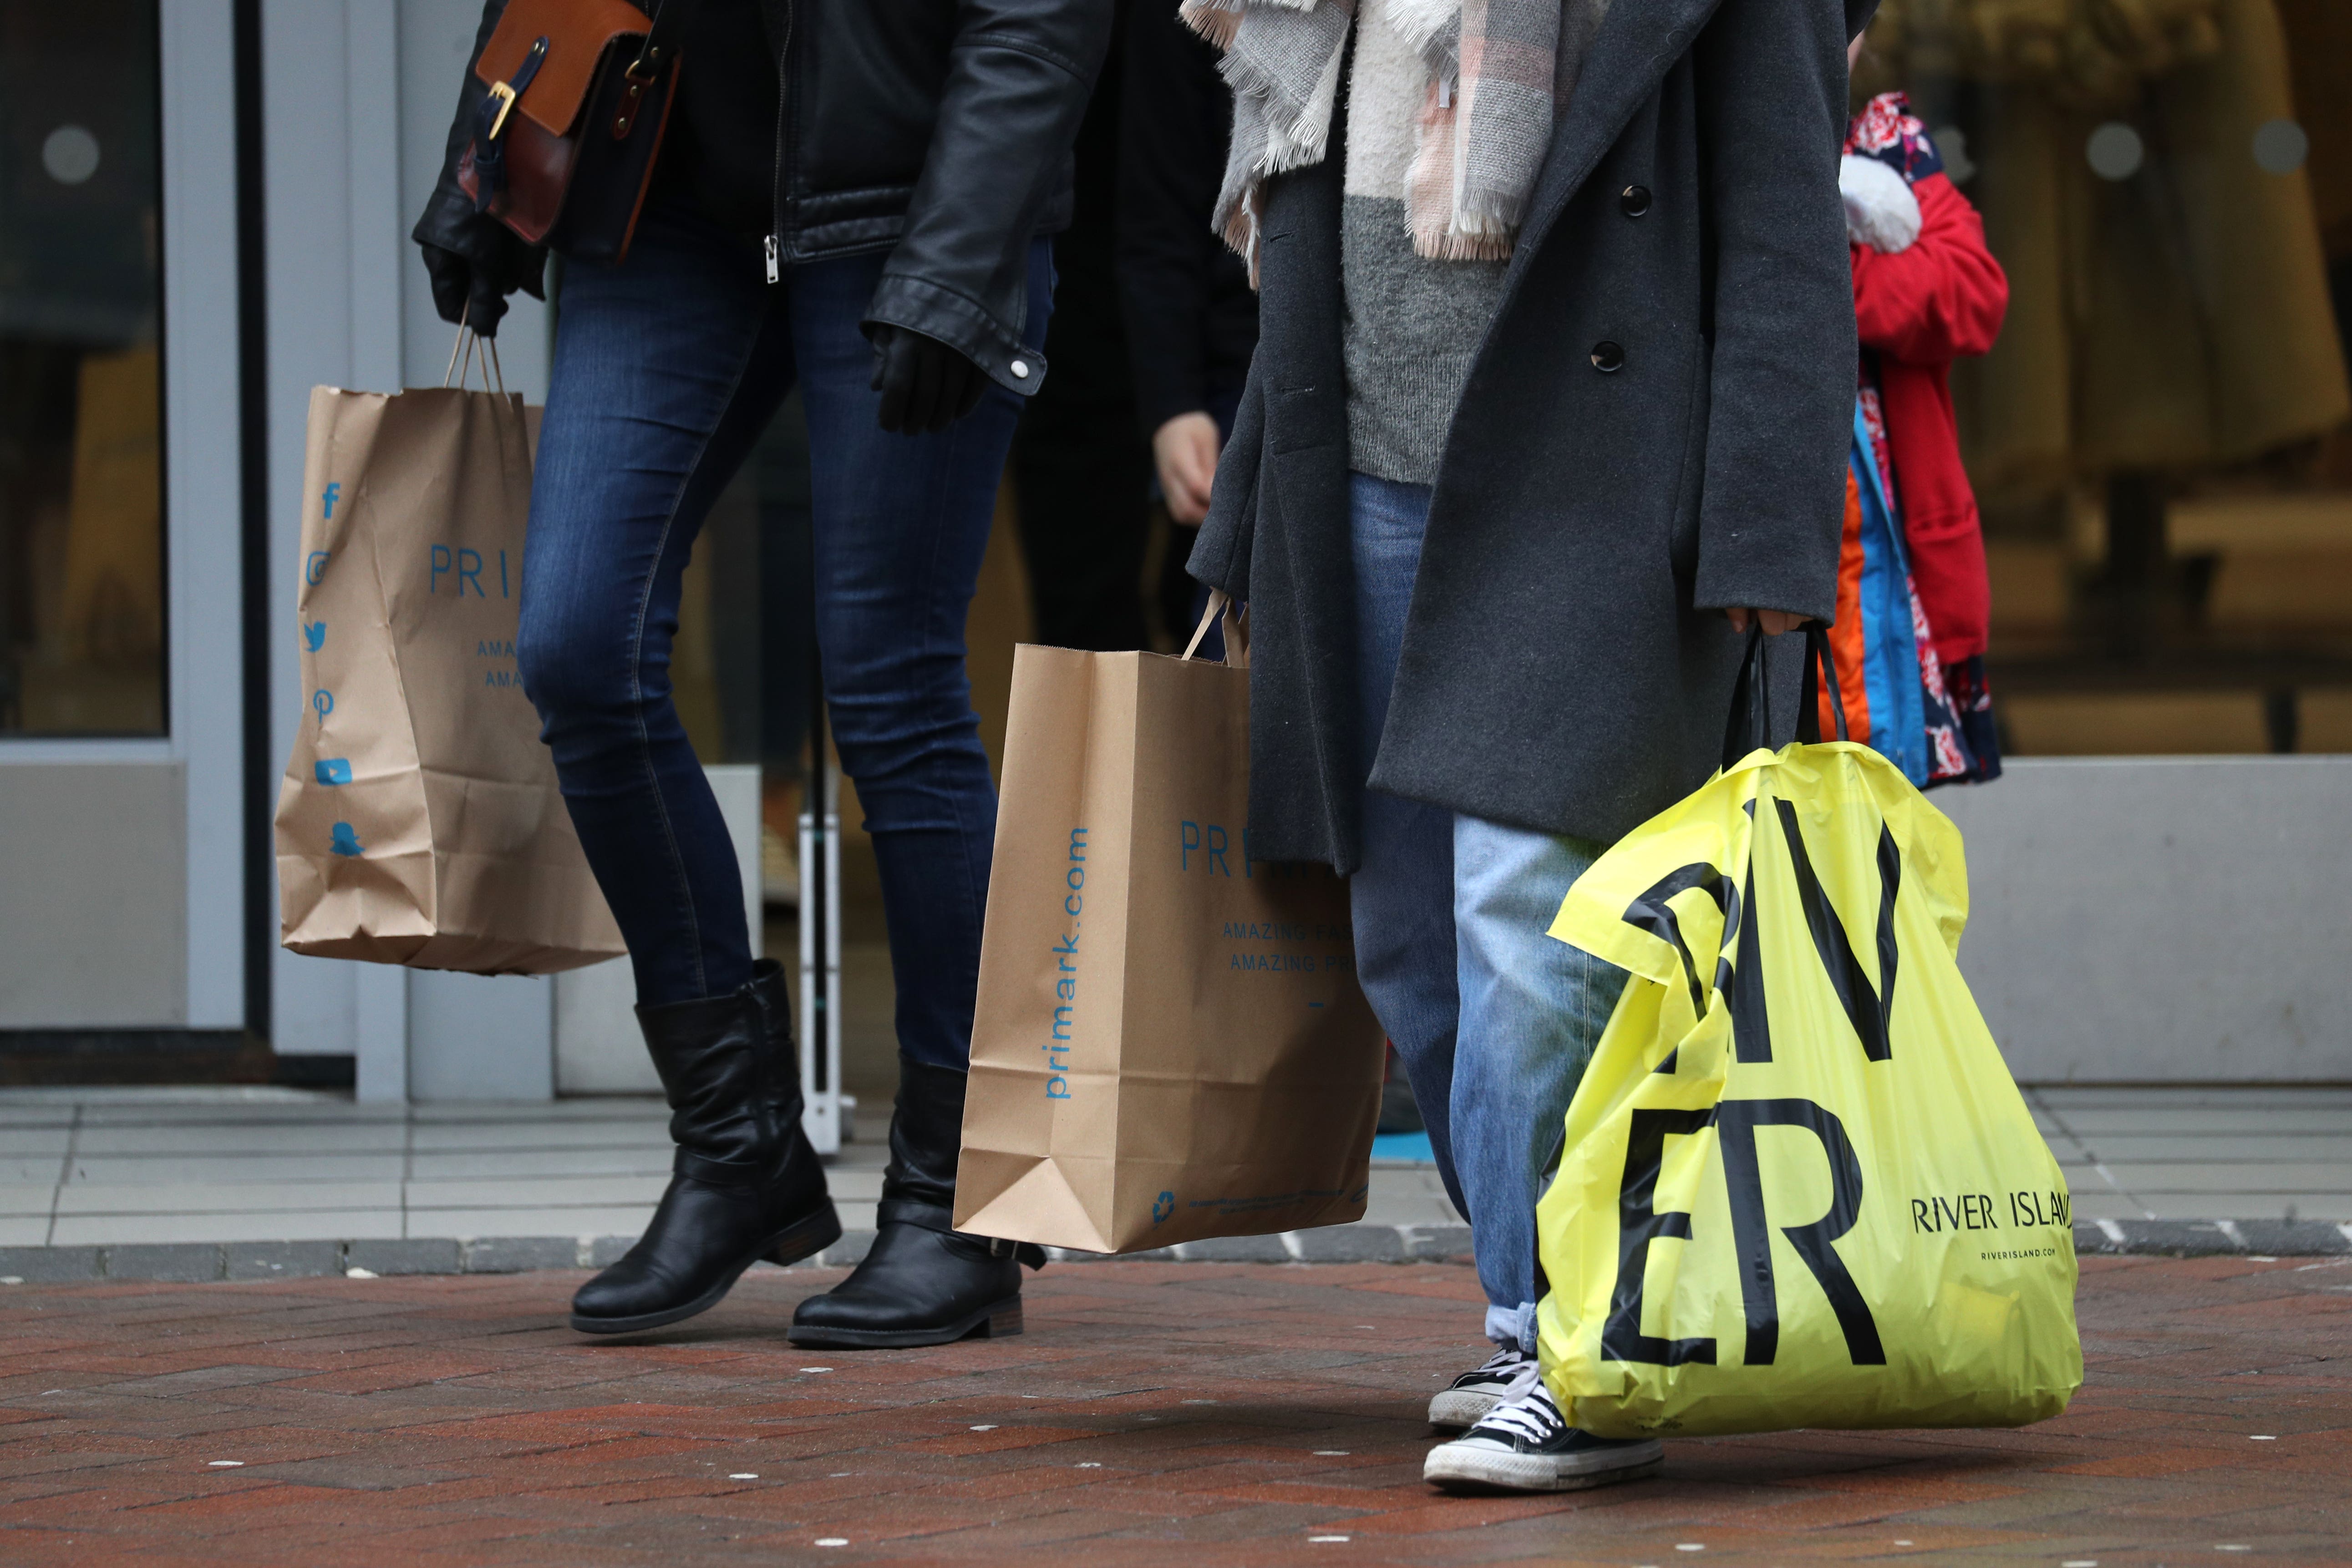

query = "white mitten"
[{"left": 1839, "top": 154, "right": 1921, "bottom": 254}]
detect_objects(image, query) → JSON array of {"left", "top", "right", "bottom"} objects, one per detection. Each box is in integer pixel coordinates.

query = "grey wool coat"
[{"left": 1188, "top": 0, "right": 1866, "bottom": 873}]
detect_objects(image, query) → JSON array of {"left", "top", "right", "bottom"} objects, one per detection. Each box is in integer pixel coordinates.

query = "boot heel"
[
  {"left": 978, "top": 1302, "right": 1024, "bottom": 1339},
  {"left": 766, "top": 1204, "right": 844, "bottom": 1267}
]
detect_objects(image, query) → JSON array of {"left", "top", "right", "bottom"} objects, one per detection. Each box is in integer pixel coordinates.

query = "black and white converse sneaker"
[
  {"left": 1423, "top": 1372, "right": 1664, "bottom": 1494},
  {"left": 1428, "top": 1345, "right": 1534, "bottom": 1431}
]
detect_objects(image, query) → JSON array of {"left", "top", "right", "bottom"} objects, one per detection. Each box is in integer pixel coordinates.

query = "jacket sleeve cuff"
[{"left": 863, "top": 273, "right": 1047, "bottom": 398}]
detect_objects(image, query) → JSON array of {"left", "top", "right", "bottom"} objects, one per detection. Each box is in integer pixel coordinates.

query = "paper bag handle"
[
  {"left": 1181, "top": 589, "right": 1250, "bottom": 670},
  {"left": 442, "top": 307, "right": 508, "bottom": 394}
]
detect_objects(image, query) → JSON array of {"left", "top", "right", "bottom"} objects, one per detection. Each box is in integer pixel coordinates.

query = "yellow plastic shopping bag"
[{"left": 1535, "top": 629, "right": 2082, "bottom": 1437}]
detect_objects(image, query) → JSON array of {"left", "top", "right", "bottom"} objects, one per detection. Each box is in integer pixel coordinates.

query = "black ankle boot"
[
  {"left": 572, "top": 961, "right": 840, "bottom": 1334},
  {"left": 787, "top": 1061, "right": 1043, "bottom": 1349}
]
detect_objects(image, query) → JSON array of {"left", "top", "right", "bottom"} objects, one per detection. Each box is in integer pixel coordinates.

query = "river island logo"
[{"left": 1153, "top": 1191, "right": 1174, "bottom": 1225}]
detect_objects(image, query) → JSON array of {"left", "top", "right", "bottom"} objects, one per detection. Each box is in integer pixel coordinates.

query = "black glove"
[
  {"left": 419, "top": 222, "right": 546, "bottom": 338},
  {"left": 869, "top": 325, "right": 989, "bottom": 435}
]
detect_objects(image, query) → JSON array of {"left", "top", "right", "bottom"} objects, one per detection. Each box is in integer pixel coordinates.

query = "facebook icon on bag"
[{"left": 315, "top": 759, "right": 352, "bottom": 786}]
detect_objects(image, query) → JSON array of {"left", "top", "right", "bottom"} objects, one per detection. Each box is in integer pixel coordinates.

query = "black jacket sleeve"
[
  {"left": 1117, "top": 5, "right": 1221, "bottom": 433},
  {"left": 863, "top": 0, "right": 1115, "bottom": 398},
  {"left": 1688, "top": 0, "right": 1853, "bottom": 619},
  {"left": 1185, "top": 359, "right": 1264, "bottom": 599},
  {"left": 411, "top": 0, "right": 506, "bottom": 254}
]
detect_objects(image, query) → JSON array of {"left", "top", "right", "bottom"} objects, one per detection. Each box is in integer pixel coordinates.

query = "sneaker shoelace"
[
  {"left": 1472, "top": 1371, "right": 1568, "bottom": 1448},
  {"left": 1462, "top": 1345, "right": 1530, "bottom": 1386}
]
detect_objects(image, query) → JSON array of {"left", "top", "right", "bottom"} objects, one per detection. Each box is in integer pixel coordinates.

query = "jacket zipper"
[{"left": 766, "top": 0, "right": 793, "bottom": 283}]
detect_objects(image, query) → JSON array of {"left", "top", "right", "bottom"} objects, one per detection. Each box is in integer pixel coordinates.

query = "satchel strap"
[{"left": 630, "top": 0, "right": 702, "bottom": 78}]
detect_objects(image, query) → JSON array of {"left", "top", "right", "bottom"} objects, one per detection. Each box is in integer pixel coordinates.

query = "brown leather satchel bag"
[{"left": 457, "top": 0, "right": 697, "bottom": 265}]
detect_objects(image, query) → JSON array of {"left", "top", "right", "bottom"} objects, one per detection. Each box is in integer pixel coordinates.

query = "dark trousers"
[{"left": 518, "top": 201, "right": 1051, "bottom": 1073}]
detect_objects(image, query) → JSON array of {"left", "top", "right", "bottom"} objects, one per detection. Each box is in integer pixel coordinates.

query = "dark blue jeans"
[{"left": 519, "top": 203, "right": 1050, "bottom": 1069}]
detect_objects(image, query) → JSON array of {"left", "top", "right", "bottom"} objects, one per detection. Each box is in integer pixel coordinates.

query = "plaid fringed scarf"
[{"left": 1181, "top": 0, "right": 1607, "bottom": 275}]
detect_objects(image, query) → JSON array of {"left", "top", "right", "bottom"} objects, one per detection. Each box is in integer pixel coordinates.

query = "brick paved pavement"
[{"left": 0, "top": 1255, "right": 2343, "bottom": 1566}]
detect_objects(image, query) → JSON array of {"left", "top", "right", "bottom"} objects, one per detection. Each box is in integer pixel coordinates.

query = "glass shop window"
[
  {"left": 0, "top": 2, "right": 164, "bottom": 736},
  {"left": 1855, "top": 0, "right": 2352, "bottom": 756}
]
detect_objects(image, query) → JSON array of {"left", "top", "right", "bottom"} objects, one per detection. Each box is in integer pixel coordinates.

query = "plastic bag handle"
[
  {"left": 1795, "top": 621, "right": 1850, "bottom": 745},
  {"left": 1720, "top": 623, "right": 1773, "bottom": 768},
  {"left": 1722, "top": 620, "right": 1850, "bottom": 767}
]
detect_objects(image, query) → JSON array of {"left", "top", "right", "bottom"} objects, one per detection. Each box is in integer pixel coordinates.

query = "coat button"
[
  {"left": 1591, "top": 341, "right": 1625, "bottom": 373},
  {"left": 1010, "top": 360, "right": 1031, "bottom": 379},
  {"left": 1620, "top": 184, "right": 1651, "bottom": 217}
]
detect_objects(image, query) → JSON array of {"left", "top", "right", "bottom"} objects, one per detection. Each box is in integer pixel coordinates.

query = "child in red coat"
[{"left": 1836, "top": 88, "right": 2010, "bottom": 782}]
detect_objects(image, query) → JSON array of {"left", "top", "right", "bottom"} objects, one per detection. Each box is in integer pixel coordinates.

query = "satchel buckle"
[{"left": 484, "top": 81, "right": 519, "bottom": 141}]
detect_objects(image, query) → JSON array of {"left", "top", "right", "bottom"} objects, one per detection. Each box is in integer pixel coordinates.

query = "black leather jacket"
[{"left": 415, "top": 0, "right": 1111, "bottom": 397}]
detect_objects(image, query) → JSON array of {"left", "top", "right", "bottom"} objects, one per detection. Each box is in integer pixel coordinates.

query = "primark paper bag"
[
  {"left": 274, "top": 378, "right": 623, "bottom": 974},
  {"left": 955, "top": 607, "right": 1386, "bottom": 1252}
]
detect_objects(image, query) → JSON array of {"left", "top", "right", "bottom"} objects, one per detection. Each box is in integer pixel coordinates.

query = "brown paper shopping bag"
[
  {"left": 955, "top": 599, "right": 1386, "bottom": 1253},
  {"left": 274, "top": 350, "right": 622, "bottom": 974}
]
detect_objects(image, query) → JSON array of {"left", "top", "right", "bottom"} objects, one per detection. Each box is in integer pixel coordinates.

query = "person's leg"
[
  {"left": 786, "top": 237, "right": 1056, "bottom": 1349},
  {"left": 1421, "top": 821, "right": 1653, "bottom": 1492},
  {"left": 519, "top": 207, "right": 795, "bottom": 1008},
  {"left": 1344, "top": 472, "right": 1468, "bottom": 1223},
  {"left": 790, "top": 249, "right": 1050, "bottom": 1075},
  {"left": 521, "top": 204, "right": 838, "bottom": 1335},
  {"left": 1449, "top": 820, "right": 1629, "bottom": 1352}
]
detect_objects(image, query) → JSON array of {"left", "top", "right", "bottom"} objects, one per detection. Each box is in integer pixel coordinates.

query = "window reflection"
[
  {"left": 0, "top": 2, "right": 164, "bottom": 736},
  {"left": 1859, "top": 0, "right": 2352, "bottom": 754}
]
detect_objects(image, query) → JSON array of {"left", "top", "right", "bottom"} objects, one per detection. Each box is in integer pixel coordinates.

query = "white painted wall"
[{"left": 1939, "top": 756, "right": 2352, "bottom": 1082}]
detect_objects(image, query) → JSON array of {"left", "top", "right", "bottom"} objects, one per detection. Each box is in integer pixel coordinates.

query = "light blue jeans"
[{"left": 1348, "top": 472, "right": 1628, "bottom": 1352}]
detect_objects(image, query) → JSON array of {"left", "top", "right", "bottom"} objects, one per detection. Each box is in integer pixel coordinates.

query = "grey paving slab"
[
  {"left": 408, "top": 1097, "right": 668, "bottom": 1121},
  {"left": 0, "top": 1184, "right": 55, "bottom": 1218},
  {"left": 69, "top": 1122, "right": 410, "bottom": 1156},
  {"left": 2031, "top": 1085, "right": 2352, "bottom": 1106},
  {"left": 2110, "top": 1192, "right": 2352, "bottom": 1222},
  {"left": 460, "top": 1236, "right": 582, "bottom": 1273},
  {"left": 405, "top": 1120, "right": 671, "bottom": 1152},
  {"left": 1363, "top": 1169, "right": 1463, "bottom": 1227},
  {"left": 346, "top": 1238, "right": 460, "bottom": 1275},
  {"left": 401, "top": 1204, "right": 656, "bottom": 1238},
  {"left": 0, "top": 1245, "right": 100, "bottom": 1281},
  {"left": 49, "top": 1211, "right": 406, "bottom": 1246},
  {"left": 101, "top": 1243, "right": 225, "bottom": 1283},
  {"left": 0, "top": 1218, "right": 51, "bottom": 1247},
  {"left": 224, "top": 1241, "right": 345, "bottom": 1280},
  {"left": 60, "top": 1154, "right": 409, "bottom": 1184},
  {"left": 402, "top": 1147, "right": 676, "bottom": 1181},
  {"left": 0, "top": 1128, "right": 72, "bottom": 1156},
  {"left": 2036, "top": 1106, "right": 2352, "bottom": 1135},
  {"left": 2096, "top": 1162, "right": 2352, "bottom": 1196},
  {"left": 2058, "top": 1132, "right": 2352, "bottom": 1161},
  {"left": 51, "top": 1179, "right": 404, "bottom": 1216},
  {"left": 400, "top": 1174, "right": 668, "bottom": 1209}
]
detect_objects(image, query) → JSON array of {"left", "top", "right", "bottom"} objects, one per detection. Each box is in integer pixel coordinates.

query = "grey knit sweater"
[{"left": 1339, "top": 0, "right": 1510, "bottom": 487}]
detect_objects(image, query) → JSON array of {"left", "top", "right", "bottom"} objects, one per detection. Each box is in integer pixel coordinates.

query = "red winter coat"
[{"left": 1851, "top": 172, "right": 2007, "bottom": 667}]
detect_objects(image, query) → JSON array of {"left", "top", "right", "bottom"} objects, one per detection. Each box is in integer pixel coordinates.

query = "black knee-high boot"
[
  {"left": 787, "top": 1061, "right": 1043, "bottom": 1348},
  {"left": 572, "top": 960, "right": 840, "bottom": 1334}
]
